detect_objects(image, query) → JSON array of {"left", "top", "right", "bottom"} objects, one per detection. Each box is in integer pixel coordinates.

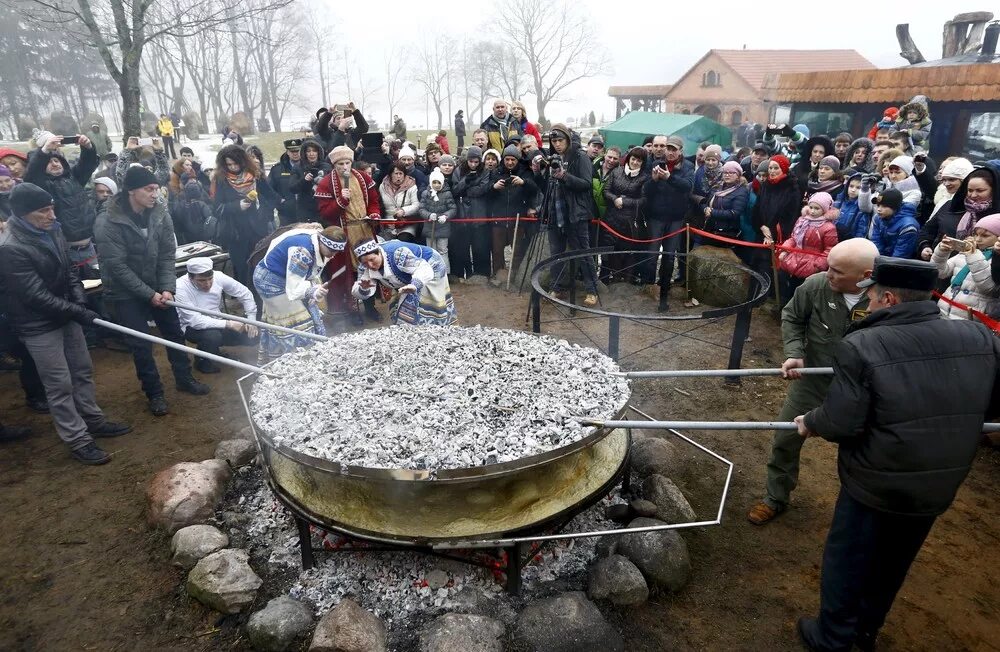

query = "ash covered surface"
[
  {"left": 250, "top": 325, "right": 629, "bottom": 470},
  {"left": 224, "top": 467, "right": 623, "bottom": 651}
]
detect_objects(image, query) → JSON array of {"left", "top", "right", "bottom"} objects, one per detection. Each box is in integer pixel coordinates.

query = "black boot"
[
  {"left": 176, "top": 377, "right": 211, "bottom": 395},
  {"left": 0, "top": 423, "right": 32, "bottom": 442},
  {"left": 195, "top": 358, "right": 221, "bottom": 374},
  {"left": 658, "top": 293, "right": 670, "bottom": 313}
]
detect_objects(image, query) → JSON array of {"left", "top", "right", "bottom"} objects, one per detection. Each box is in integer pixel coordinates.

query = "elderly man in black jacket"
[
  {"left": 794, "top": 256, "right": 1000, "bottom": 652},
  {"left": 540, "top": 123, "right": 598, "bottom": 306},
  {"left": 94, "top": 167, "right": 210, "bottom": 417},
  {"left": 0, "top": 184, "right": 131, "bottom": 464}
]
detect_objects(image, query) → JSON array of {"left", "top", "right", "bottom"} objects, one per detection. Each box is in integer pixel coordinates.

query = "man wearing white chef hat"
[{"left": 175, "top": 257, "right": 258, "bottom": 373}]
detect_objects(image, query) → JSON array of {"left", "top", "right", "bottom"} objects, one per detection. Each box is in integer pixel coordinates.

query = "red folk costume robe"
[{"left": 315, "top": 168, "right": 384, "bottom": 312}]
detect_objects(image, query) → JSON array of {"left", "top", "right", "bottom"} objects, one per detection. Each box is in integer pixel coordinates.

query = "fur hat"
[
  {"left": 424, "top": 142, "right": 443, "bottom": 155},
  {"left": 484, "top": 148, "right": 501, "bottom": 162},
  {"left": 973, "top": 214, "right": 1000, "bottom": 236},
  {"left": 93, "top": 176, "right": 118, "bottom": 195},
  {"left": 123, "top": 166, "right": 159, "bottom": 191},
  {"left": 10, "top": 183, "right": 54, "bottom": 217},
  {"left": 465, "top": 146, "right": 483, "bottom": 162},
  {"left": 819, "top": 155, "right": 841, "bottom": 172},
  {"left": 329, "top": 145, "right": 354, "bottom": 165},
  {"left": 888, "top": 156, "right": 914, "bottom": 176},
  {"left": 940, "top": 157, "right": 974, "bottom": 180}
]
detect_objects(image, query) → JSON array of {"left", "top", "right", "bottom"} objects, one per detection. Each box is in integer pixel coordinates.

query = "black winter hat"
[
  {"left": 874, "top": 188, "right": 903, "bottom": 212},
  {"left": 124, "top": 166, "right": 159, "bottom": 191},
  {"left": 9, "top": 183, "right": 54, "bottom": 217}
]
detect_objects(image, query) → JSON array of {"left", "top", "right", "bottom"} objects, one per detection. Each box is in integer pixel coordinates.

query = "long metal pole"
[
  {"left": 575, "top": 418, "right": 1000, "bottom": 432},
  {"left": 165, "top": 300, "right": 329, "bottom": 343},
  {"left": 93, "top": 318, "right": 274, "bottom": 377},
  {"left": 613, "top": 367, "right": 833, "bottom": 378}
]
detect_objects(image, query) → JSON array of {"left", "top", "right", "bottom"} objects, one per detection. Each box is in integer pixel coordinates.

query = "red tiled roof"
[
  {"left": 608, "top": 85, "right": 673, "bottom": 97},
  {"left": 712, "top": 49, "right": 876, "bottom": 89},
  {"left": 775, "top": 64, "right": 1000, "bottom": 103}
]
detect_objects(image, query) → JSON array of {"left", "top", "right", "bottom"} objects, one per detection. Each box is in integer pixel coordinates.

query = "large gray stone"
[
  {"left": 170, "top": 524, "right": 229, "bottom": 569},
  {"left": 310, "top": 598, "right": 386, "bottom": 652},
  {"left": 147, "top": 459, "right": 232, "bottom": 534},
  {"left": 587, "top": 554, "right": 649, "bottom": 606},
  {"left": 688, "top": 245, "right": 750, "bottom": 308},
  {"left": 186, "top": 549, "right": 263, "bottom": 614},
  {"left": 630, "top": 499, "right": 658, "bottom": 518},
  {"left": 419, "top": 613, "right": 505, "bottom": 652},
  {"left": 630, "top": 437, "right": 676, "bottom": 479},
  {"left": 513, "top": 591, "right": 624, "bottom": 652},
  {"left": 246, "top": 596, "right": 314, "bottom": 652},
  {"left": 641, "top": 474, "right": 696, "bottom": 524},
  {"left": 617, "top": 517, "right": 691, "bottom": 592},
  {"left": 215, "top": 439, "right": 257, "bottom": 467}
]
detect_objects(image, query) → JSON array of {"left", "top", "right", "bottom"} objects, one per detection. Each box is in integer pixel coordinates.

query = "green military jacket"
[{"left": 781, "top": 272, "right": 870, "bottom": 370}]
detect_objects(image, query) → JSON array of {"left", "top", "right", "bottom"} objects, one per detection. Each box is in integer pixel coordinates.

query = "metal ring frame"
[{"left": 529, "top": 246, "right": 772, "bottom": 321}]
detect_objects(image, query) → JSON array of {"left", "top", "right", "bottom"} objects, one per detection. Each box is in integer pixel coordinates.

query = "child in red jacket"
[
  {"left": 777, "top": 191, "right": 839, "bottom": 305},
  {"left": 434, "top": 131, "right": 450, "bottom": 154}
]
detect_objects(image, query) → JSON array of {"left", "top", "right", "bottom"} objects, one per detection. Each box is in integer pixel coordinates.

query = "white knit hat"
[
  {"left": 34, "top": 130, "right": 56, "bottom": 150},
  {"left": 398, "top": 146, "right": 416, "bottom": 160},
  {"left": 93, "top": 176, "right": 118, "bottom": 195},
  {"left": 940, "top": 157, "right": 974, "bottom": 180},
  {"left": 888, "top": 155, "right": 914, "bottom": 176}
]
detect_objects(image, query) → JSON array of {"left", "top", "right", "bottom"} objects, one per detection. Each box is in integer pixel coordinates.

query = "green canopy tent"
[{"left": 598, "top": 112, "right": 732, "bottom": 156}]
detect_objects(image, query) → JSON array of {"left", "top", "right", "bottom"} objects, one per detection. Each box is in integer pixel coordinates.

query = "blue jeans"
[
  {"left": 639, "top": 219, "right": 686, "bottom": 286},
  {"left": 807, "top": 489, "right": 936, "bottom": 651},
  {"left": 547, "top": 220, "right": 597, "bottom": 293}
]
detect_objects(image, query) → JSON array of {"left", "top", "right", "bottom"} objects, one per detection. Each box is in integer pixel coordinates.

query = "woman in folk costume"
[
  {"left": 315, "top": 145, "right": 383, "bottom": 324},
  {"left": 252, "top": 225, "right": 346, "bottom": 361},
  {"left": 351, "top": 239, "right": 458, "bottom": 326},
  {"left": 211, "top": 144, "right": 280, "bottom": 284}
]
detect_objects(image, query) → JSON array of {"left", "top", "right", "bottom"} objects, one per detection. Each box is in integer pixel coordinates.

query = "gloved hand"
[
  {"left": 780, "top": 124, "right": 797, "bottom": 138},
  {"left": 76, "top": 308, "right": 101, "bottom": 325},
  {"left": 437, "top": 214, "right": 448, "bottom": 223},
  {"left": 429, "top": 213, "right": 438, "bottom": 222}
]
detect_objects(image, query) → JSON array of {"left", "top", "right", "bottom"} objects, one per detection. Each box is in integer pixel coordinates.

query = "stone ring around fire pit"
[{"left": 238, "top": 326, "right": 632, "bottom": 545}]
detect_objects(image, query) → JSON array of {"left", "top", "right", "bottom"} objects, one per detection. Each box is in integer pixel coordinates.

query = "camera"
[{"left": 549, "top": 154, "right": 563, "bottom": 171}]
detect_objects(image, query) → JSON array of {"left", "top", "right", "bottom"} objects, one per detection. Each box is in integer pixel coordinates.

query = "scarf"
[
  {"left": 952, "top": 248, "right": 993, "bottom": 288},
  {"left": 712, "top": 179, "right": 743, "bottom": 200},
  {"left": 702, "top": 166, "right": 723, "bottom": 192},
  {"left": 223, "top": 169, "right": 256, "bottom": 198},
  {"left": 956, "top": 197, "right": 994, "bottom": 237},
  {"left": 807, "top": 178, "right": 842, "bottom": 196},
  {"left": 767, "top": 172, "right": 787, "bottom": 185},
  {"left": 791, "top": 216, "right": 827, "bottom": 249}
]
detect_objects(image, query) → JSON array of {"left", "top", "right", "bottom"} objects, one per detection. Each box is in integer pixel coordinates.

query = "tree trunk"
[{"left": 120, "top": 64, "right": 143, "bottom": 141}]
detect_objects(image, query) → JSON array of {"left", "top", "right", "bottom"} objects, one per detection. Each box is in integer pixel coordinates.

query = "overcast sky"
[{"left": 312, "top": 0, "right": 993, "bottom": 128}]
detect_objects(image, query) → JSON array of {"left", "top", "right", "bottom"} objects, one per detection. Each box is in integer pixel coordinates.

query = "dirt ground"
[{"left": 0, "top": 281, "right": 997, "bottom": 651}]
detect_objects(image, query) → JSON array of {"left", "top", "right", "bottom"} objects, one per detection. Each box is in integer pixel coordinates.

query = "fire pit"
[{"left": 238, "top": 326, "right": 632, "bottom": 587}]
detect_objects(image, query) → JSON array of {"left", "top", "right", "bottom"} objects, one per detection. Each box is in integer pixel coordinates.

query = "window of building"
[
  {"left": 791, "top": 110, "right": 853, "bottom": 140},
  {"left": 967, "top": 112, "right": 1000, "bottom": 161},
  {"left": 702, "top": 70, "right": 720, "bottom": 87},
  {"left": 731, "top": 110, "right": 743, "bottom": 125}
]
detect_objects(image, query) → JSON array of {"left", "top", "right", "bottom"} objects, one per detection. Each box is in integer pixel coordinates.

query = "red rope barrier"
[
  {"left": 932, "top": 290, "right": 1000, "bottom": 333},
  {"left": 593, "top": 221, "right": 688, "bottom": 244}
]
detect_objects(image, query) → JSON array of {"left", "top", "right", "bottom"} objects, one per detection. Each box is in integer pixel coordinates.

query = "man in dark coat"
[
  {"left": 454, "top": 110, "right": 466, "bottom": 153},
  {"left": 641, "top": 135, "right": 695, "bottom": 310},
  {"left": 315, "top": 102, "right": 369, "bottom": 151},
  {"left": 795, "top": 256, "right": 1000, "bottom": 652},
  {"left": 0, "top": 184, "right": 131, "bottom": 464},
  {"left": 540, "top": 123, "right": 598, "bottom": 305},
  {"left": 268, "top": 139, "right": 303, "bottom": 226},
  {"left": 94, "top": 167, "right": 210, "bottom": 417}
]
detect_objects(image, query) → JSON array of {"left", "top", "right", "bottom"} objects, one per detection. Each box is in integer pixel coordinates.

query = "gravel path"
[{"left": 250, "top": 325, "right": 630, "bottom": 470}]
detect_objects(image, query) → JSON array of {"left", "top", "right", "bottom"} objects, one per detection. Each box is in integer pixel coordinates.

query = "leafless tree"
[
  {"left": 493, "top": 49, "right": 528, "bottom": 105},
  {"left": 15, "top": 0, "right": 293, "bottom": 138},
  {"left": 383, "top": 46, "right": 405, "bottom": 128},
  {"left": 460, "top": 41, "right": 498, "bottom": 126},
  {"left": 497, "top": 0, "right": 610, "bottom": 127},
  {"left": 246, "top": 4, "right": 307, "bottom": 131},
  {"left": 340, "top": 48, "right": 380, "bottom": 117},
  {"left": 411, "top": 39, "right": 451, "bottom": 131}
]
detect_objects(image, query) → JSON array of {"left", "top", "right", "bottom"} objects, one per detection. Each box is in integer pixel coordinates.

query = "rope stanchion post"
[
  {"left": 530, "top": 289, "right": 541, "bottom": 333},
  {"left": 506, "top": 213, "right": 520, "bottom": 291},
  {"left": 608, "top": 315, "right": 620, "bottom": 360},
  {"left": 684, "top": 225, "right": 691, "bottom": 300},
  {"left": 770, "top": 242, "right": 781, "bottom": 308},
  {"left": 725, "top": 278, "right": 758, "bottom": 385}
]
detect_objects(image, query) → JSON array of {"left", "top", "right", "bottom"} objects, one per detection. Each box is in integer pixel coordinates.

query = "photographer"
[
  {"left": 114, "top": 137, "right": 170, "bottom": 190},
  {"left": 538, "top": 123, "right": 598, "bottom": 307},
  {"left": 316, "top": 102, "right": 369, "bottom": 151}
]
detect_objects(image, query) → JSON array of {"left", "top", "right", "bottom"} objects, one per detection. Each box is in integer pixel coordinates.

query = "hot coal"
[{"left": 250, "top": 325, "right": 629, "bottom": 471}]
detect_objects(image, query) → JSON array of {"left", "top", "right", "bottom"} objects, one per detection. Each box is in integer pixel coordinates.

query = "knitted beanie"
[
  {"left": 123, "top": 166, "right": 158, "bottom": 191},
  {"left": 10, "top": 183, "right": 54, "bottom": 217}
]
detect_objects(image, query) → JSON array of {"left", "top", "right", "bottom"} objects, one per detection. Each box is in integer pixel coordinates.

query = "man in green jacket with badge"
[{"left": 747, "top": 238, "right": 878, "bottom": 525}]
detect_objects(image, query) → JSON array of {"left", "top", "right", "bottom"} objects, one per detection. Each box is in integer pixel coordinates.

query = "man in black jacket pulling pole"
[
  {"left": 0, "top": 184, "right": 131, "bottom": 465},
  {"left": 794, "top": 256, "right": 1000, "bottom": 652}
]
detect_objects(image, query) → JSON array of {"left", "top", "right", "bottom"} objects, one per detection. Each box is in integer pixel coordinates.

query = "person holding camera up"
[
  {"left": 316, "top": 102, "right": 369, "bottom": 151},
  {"left": 539, "top": 123, "right": 598, "bottom": 307}
]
